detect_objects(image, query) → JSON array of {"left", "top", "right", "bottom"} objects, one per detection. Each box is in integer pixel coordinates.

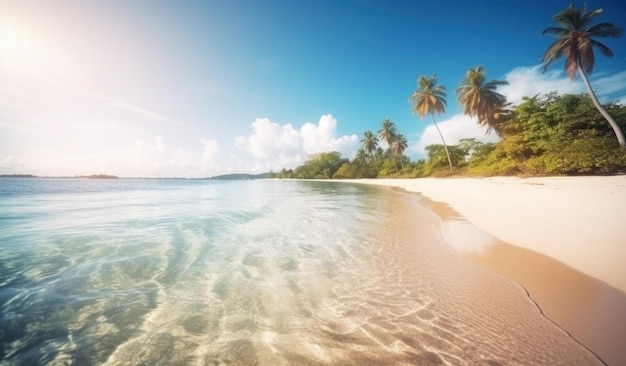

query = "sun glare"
[
  {"left": 0, "top": 26, "right": 26, "bottom": 69},
  {"left": 0, "top": 24, "right": 43, "bottom": 72},
  {"left": 0, "top": 21, "right": 83, "bottom": 81},
  {"left": 1, "top": 29, "right": 19, "bottom": 51}
]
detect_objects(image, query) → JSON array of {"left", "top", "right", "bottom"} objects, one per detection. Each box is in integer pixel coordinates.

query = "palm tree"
[
  {"left": 542, "top": 4, "right": 625, "bottom": 148},
  {"left": 354, "top": 148, "right": 368, "bottom": 165},
  {"left": 360, "top": 130, "right": 379, "bottom": 162},
  {"left": 487, "top": 101, "right": 515, "bottom": 137},
  {"left": 392, "top": 134, "right": 408, "bottom": 172},
  {"left": 378, "top": 118, "right": 398, "bottom": 151},
  {"left": 408, "top": 74, "right": 452, "bottom": 170},
  {"left": 456, "top": 66, "right": 509, "bottom": 135}
]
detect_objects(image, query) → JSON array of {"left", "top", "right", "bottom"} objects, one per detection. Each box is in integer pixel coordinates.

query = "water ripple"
[{"left": 0, "top": 179, "right": 602, "bottom": 365}]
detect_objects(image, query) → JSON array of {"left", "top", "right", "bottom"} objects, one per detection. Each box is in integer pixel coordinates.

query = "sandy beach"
[
  {"left": 336, "top": 176, "right": 626, "bottom": 365},
  {"left": 341, "top": 176, "right": 626, "bottom": 293}
]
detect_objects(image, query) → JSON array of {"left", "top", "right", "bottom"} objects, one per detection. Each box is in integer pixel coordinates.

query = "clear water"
[{"left": 0, "top": 178, "right": 600, "bottom": 365}]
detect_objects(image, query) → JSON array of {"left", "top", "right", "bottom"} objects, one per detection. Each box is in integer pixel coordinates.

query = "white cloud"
[
  {"left": 591, "top": 70, "right": 626, "bottom": 104},
  {"left": 201, "top": 138, "right": 219, "bottom": 163},
  {"left": 235, "top": 114, "right": 358, "bottom": 169},
  {"left": 500, "top": 65, "right": 626, "bottom": 105},
  {"left": 0, "top": 136, "right": 225, "bottom": 178},
  {"left": 200, "top": 138, "right": 220, "bottom": 173},
  {"left": 414, "top": 114, "right": 499, "bottom": 154},
  {"left": 500, "top": 65, "right": 584, "bottom": 105},
  {"left": 96, "top": 136, "right": 196, "bottom": 177},
  {"left": 234, "top": 118, "right": 302, "bottom": 163},
  {"left": 413, "top": 64, "right": 626, "bottom": 156},
  {"left": 301, "top": 114, "right": 358, "bottom": 156},
  {"left": 2, "top": 113, "right": 360, "bottom": 177}
]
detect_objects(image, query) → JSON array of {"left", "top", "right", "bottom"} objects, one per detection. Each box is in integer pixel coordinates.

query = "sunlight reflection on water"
[
  {"left": 0, "top": 178, "right": 602, "bottom": 365},
  {"left": 439, "top": 219, "right": 498, "bottom": 255}
]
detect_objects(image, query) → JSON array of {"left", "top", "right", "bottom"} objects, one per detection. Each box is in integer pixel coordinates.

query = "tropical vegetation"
[
  {"left": 274, "top": 4, "right": 625, "bottom": 179},
  {"left": 275, "top": 92, "right": 626, "bottom": 179},
  {"left": 541, "top": 3, "right": 624, "bottom": 147},
  {"left": 409, "top": 75, "right": 452, "bottom": 170},
  {"left": 456, "top": 66, "right": 510, "bottom": 137}
]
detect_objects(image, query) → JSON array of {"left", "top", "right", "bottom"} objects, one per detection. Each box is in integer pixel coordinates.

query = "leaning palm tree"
[
  {"left": 456, "top": 66, "right": 509, "bottom": 135},
  {"left": 408, "top": 74, "right": 452, "bottom": 170},
  {"left": 360, "top": 130, "right": 379, "bottom": 163},
  {"left": 378, "top": 118, "right": 398, "bottom": 151},
  {"left": 542, "top": 3, "right": 625, "bottom": 147},
  {"left": 392, "top": 134, "right": 408, "bottom": 172}
]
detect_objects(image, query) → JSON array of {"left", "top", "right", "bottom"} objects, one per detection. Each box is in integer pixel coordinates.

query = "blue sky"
[{"left": 1, "top": 0, "right": 625, "bottom": 177}]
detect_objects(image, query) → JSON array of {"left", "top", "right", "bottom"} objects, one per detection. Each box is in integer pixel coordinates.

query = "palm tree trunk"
[
  {"left": 577, "top": 63, "right": 626, "bottom": 148},
  {"left": 431, "top": 115, "right": 453, "bottom": 170}
]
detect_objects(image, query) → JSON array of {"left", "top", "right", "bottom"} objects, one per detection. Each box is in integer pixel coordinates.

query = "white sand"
[{"left": 339, "top": 176, "right": 626, "bottom": 293}]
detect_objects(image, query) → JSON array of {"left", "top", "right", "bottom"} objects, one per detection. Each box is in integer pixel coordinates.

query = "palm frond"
[
  {"left": 590, "top": 39, "right": 615, "bottom": 58},
  {"left": 456, "top": 66, "right": 509, "bottom": 132},
  {"left": 541, "top": 26, "right": 568, "bottom": 36},
  {"left": 541, "top": 39, "right": 566, "bottom": 71},
  {"left": 587, "top": 22, "right": 623, "bottom": 37},
  {"left": 554, "top": 4, "right": 583, "bottom": 26},
  {"left": 542, "top": 4, "right": 620, "bottom": 78},
  {"left": 582, "top": 8, "right": 604, "bottom": 22},
  {"left": 409, "top": 75, "right": 447, "bottom": 119}
]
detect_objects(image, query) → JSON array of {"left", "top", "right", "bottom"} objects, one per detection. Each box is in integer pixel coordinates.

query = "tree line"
[{"left": 274, "top": 4, "right": 625, "bottom": 179}]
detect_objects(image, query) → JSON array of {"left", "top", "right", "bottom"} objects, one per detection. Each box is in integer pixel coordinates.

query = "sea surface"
[{"left": 0, "top": 178, "right": 601, "bottom": 365}]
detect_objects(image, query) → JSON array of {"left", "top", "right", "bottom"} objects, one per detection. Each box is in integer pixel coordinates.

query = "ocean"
[{"left": 0, "top": 178, "right": 601, "bottom": 365}]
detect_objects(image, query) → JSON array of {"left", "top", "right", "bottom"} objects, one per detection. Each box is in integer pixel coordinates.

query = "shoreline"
[
  {"left": 333, "top": 176, "right": 626, "bottom": 366},
  {"left": 338, "top": 176, "right": 626, "bottom": 293}
]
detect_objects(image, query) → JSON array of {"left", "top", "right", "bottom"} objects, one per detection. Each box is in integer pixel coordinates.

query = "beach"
[
  {"left": 337, "top": 176, "right": 626, "bottom": 365},
  {"left": 340, "top": 176, "right": 626, "bottom": 292}
]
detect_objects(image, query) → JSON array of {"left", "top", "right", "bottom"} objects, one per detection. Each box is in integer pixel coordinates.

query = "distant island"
[
  {"left": 0, "top": 174, "right": 37, "bottom": 178},
  {"left": 0, "top": 173, "right": 274, "bottom": 180},
  {"left": 209, "top": 172, "right": 274, "bottom": 180},
  {"left": 76, "top": 174, "right": 119, "bottom": 179},
  {"left": 0, "top": 174, "right": 119, "bottom": 179}
]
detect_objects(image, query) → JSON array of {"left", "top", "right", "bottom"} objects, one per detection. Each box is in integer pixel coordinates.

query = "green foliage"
[
  {"left": 332, "top": 163, "right": 355, "bottom": 179},
  {"left": 468, "top": 92, "right": 626, "bottom": 175},
  {"left": 406, "top": 160, "right": 428, "bottom": 178},
  {"left": 278, "top": 92, "right": 625, "bottom": 179},
  {"left": 293, "top": 152, "right": 348, "bottom": 179},
  {"left": 424, "top": 144, "right": 467, "bottom": 171}
]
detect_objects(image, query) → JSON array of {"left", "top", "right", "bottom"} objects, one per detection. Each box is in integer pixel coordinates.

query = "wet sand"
[
  {"left": 332, "top": 185, "right": 605, "bottom": 365},
  {"left": 343, "top": 176, "right": 626, "bottom": 292},
  {"left": 337, "top": 177, "right": 626, "bottom": 366},
  {"left": 431, "top": 198, "right": 626, "bottom": 366}
]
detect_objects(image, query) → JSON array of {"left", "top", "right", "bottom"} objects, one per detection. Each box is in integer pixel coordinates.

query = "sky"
[{"left": 1, "top": 0, "right": 625, "bottom": 178}]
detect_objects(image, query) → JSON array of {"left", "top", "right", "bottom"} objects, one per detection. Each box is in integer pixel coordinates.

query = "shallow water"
[{"left": 0, "top": 178, "right": 601, "bottom": 365}]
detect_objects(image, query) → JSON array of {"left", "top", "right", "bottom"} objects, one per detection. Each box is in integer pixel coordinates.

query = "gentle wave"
[{"left": 0, "top": 179, "right": 601, "bottom": 365}]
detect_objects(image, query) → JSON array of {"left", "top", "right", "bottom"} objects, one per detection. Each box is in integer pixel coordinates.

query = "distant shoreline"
[
  {"left": 0, "top": 172, "right": 273, "bottom": 180},
  {"left": 0, "top": 174, "right": 119, "bottom": 179}
]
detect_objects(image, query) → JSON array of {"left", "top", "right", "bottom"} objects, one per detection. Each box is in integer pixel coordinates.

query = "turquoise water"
[{"left": 0, "top": 178, "right": 601, "bottom": 365}]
